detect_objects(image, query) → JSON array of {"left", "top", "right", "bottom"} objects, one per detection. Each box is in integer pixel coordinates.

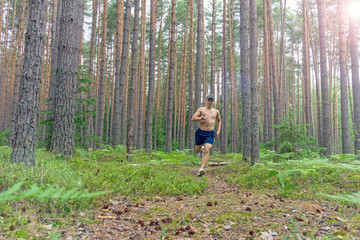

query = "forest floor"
[{"left": 62, "top": 166, "right": 360, "bottom": 240}]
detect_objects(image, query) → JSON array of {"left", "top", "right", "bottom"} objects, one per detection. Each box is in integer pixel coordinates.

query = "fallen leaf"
[
  {"left": 110, "top": 199, "right": 120, "bottom": 206},
  {"left": 43, "top": 224, "right": 52, "bottom": 230},
  {"left": 268, "top": 229, "right": 278, "bottom": 236},
  {"left": 260, "top": 231, "right": 274, "bottom": 240},
  {"left": 223, "top": 225, "right": 231, "bottom": 231}
]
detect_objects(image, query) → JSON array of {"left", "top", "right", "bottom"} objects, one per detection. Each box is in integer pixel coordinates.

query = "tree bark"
[
  {"left": 210, "top": 0, "right": 216, "bottom": 97},
  {"left": 127, "top": 0, "right": 140, "bottom": 156},
  {"left": 112, "top": 0, "right": 124, "bottom": 146},
  {"left": 337, "top": 0, "right": 351, "bottom": 153},
  {"left": 349, "top": 12, "right": 360, "bottom": 154},
  {"left": 303, "top": 0, "right": 313, "bottom": 136},
  {"left": 145, "top": 0, "right": 157, "bottom": 153},
  {"left": 10, "top": 0, "right": 27, "bottom": 145},
  {"left": 45, "top": 0, "right": 62, "bottom": 148},
  {"left": 136, "top": 0, "right": 146, "bottom": 149},
  {"left": 262, "top": 0, "right": 270, "bottom": 144},
  {"left": 240, "top": 0, "right": 250, "bottom": 159},
  {"left": 267, "top": 0, "right": 279, "bottom": 149},
  {"left": 195, "top": 0, "right": 203, "bottom": 117},
  {"left": 187, "top": 0, "right": 195, "bottom": 149},
  {"left": 250, "top": 0, "right": 259, "bottom": 164},
  {"left": 51, "top": 0, "right": 84, "bottom": 156},
  {"left": 154, "top": 11, "right": 163, "bottom": 150},
  {"left": 11, "top": 0, "right": 48, "bottom": 165},
  {"left": 95, "top": 0, "right": 108, "bottom": 146},
  {"left": 221, "top": 0, "right": 227, "bottom": 154},
  {"left": 165, "top": 0, "right": 177, "bottom": 153},
  {"left": 85, "top": 0, "right": 99, "bottom": 149},
  {"left": 113, "top": 0, "right": 131, "bottom": 146},
  {"left": 0, "top": 3, "right": 11, "bottom": 130},
  {"left": 228, "top": 1, "right": 236, "bottom": 153}
]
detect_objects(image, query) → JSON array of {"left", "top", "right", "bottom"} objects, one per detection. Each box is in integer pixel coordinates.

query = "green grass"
[
  {"left": 0, "top": 146, "right": 209, "bottom": 238},
  {"left": 224, "top": 149, "right": 360, "bottom": 201},
  {"left": 2, "top": 145, "right": 359, "bottom": 238}
]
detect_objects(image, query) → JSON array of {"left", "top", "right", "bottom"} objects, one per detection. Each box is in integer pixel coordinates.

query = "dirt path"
[{"left": 70, "top": 167, "right": 360, "bottom": 239}]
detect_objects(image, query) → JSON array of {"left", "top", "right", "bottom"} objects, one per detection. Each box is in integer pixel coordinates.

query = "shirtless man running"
[{"left": 191, "top": 94, "right": 221, "bottom": 176}]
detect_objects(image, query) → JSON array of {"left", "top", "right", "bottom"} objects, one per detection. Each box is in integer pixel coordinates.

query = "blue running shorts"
[{"left": 195, "top": 128, "right": 215, "bottom": 146}]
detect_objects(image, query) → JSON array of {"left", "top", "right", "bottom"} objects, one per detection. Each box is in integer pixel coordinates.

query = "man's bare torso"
[{"left": 199, "top": 107, "right": 218, "bottom": 131}]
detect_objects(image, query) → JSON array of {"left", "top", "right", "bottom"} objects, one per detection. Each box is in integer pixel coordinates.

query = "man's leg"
[
  {"left": 200, "top": 143, "right": 212, "bottom": 169},
  {"left": 195, "top": 145, "right": 202, "bottom": 154}
]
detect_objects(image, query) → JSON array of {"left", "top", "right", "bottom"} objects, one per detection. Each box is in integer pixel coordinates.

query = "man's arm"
[
  {"left": 216, "top": 110, "right": 221, "bottom": 137},
  {"left": 191, "top": 108, "right": 203, "bottom": 122}
]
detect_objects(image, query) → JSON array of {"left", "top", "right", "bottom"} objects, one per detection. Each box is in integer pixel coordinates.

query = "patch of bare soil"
[{"left": 68, "top": 167, "right": 360, "bottom": 239}]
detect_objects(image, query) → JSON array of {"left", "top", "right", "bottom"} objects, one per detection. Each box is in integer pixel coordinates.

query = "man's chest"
[{"left": 201, "top": 109, "right": 216, "bottom": 119}]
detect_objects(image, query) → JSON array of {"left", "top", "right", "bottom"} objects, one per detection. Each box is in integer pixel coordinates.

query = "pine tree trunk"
[
  {"left": 136, "top": 0, "right": 146, "bottom": 149},
  {"left": 280, "top": 0, "right": 287, "bottom": 117},
  {"left": 114, "top": 0, "right": 131, "bottom": 145},
  {"left": 262, "top": 0, "right": 269, "bottom": 143},
  {"left": 337, "top": 0, "right": 351, "bottom": 153},
  {"left": 186, "top": 0, "right": 195, "bottom": 149},
  {"left": 303, "top": 0, "right": 313, "bottom": 136},
  {"left": 0, "top": 0, "right": 4, "bottom": 44},
  {"left": 10, "top": 0, "right": 27, "bottom": 145},
  {"left": 228, "top": 1, "right": 236, "bottom": 153},
  {"left": 40, "top": 12, "right": 52, "bottom": 143},
  {"left": 145, "top": 0, "right": 157, "bottom": 153},
  {"left": 51, "top": 0, "right": 84, "bottom": 156},
  {"left": 95, "top": 0, "right": 108, "bottom": 146},
  {"left": 85, "top": 0, "right": 99, "bottom": 149},
  {"left": 250, "top": 0, "right": 259, "bottom": 164},
  {"left": 179, "top": 12, "right": 188, "bottom": 150},
  {"left": 112, "top": 0, "right": 124, "bottom": 146},
  {"left": 154, "top": 12, "right": 163, "bottom": 150},
  {"left": 11, "top": 0, "right": 48, "bottom": 165},
  {"left": 165, "top": 0, "right": 177, "bottom": 153},
  {"left": 308, "top": 12, "right": 321, "bottom": 144},
  {"left": 6, "top": 0, "right": 19, "bottom": 133},
  {"left": 126, "top": 0, "right": 140, "bottom": 157},
  {"left": 240, "top": 0, "right": 250, "bottom": 159},
  {"left": 195, "top": 0, "right": 203, "bottom": 117},
  {"left": 221, "top": 0, "right": 228, "bottom": 154},
  {"left": 210, "top": 0, "right": 216, "bottom": 96},
  {"left": 349, "top": 9, "right": 360, "bottom": 154},
  {"left": 0, "top": 3, "right": 11, "bottom": 130},
  {"left": 121, "top": 33, "right": 131, "bottom": 145},
  {"left": 174, "top": 44, "right": 180, "bottom": 143},
  {"left": 267, "top": 0, "right": 279, "bottom": 149},
  {"left": 46, "top": 0, "right": 62, "bottom": 148}
]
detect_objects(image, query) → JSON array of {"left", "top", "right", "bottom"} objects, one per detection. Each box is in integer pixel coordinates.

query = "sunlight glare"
[{"left": 348, "top": 0, "right": 360, "bottom": 20}]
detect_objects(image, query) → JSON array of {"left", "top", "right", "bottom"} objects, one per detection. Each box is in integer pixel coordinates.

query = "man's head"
[
  {"left": 206, "top": 94, "right": 215, "bottom": 102},
  {"left": 206, "top": 94, "right": 215, "bottom": 108}
]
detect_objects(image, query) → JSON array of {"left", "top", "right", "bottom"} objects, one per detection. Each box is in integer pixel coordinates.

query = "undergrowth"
[
  {"left": 0, "top": 146, "right": 208, "bottom": 238},
  {"left": 225, "top": 149, "right": 360, "bottom": 202}
]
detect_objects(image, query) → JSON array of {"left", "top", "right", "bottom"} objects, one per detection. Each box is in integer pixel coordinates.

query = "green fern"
[
  {"left": 0, "top": 182, "right": 111, "bottom": 202},
  {"left": 320, "top": 192, "right": 360, "bottom": 204}
]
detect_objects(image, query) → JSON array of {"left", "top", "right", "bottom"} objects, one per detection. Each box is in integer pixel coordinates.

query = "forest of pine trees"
[{"left": 0, "top": 0, "right": 360, "bottom": 164}]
